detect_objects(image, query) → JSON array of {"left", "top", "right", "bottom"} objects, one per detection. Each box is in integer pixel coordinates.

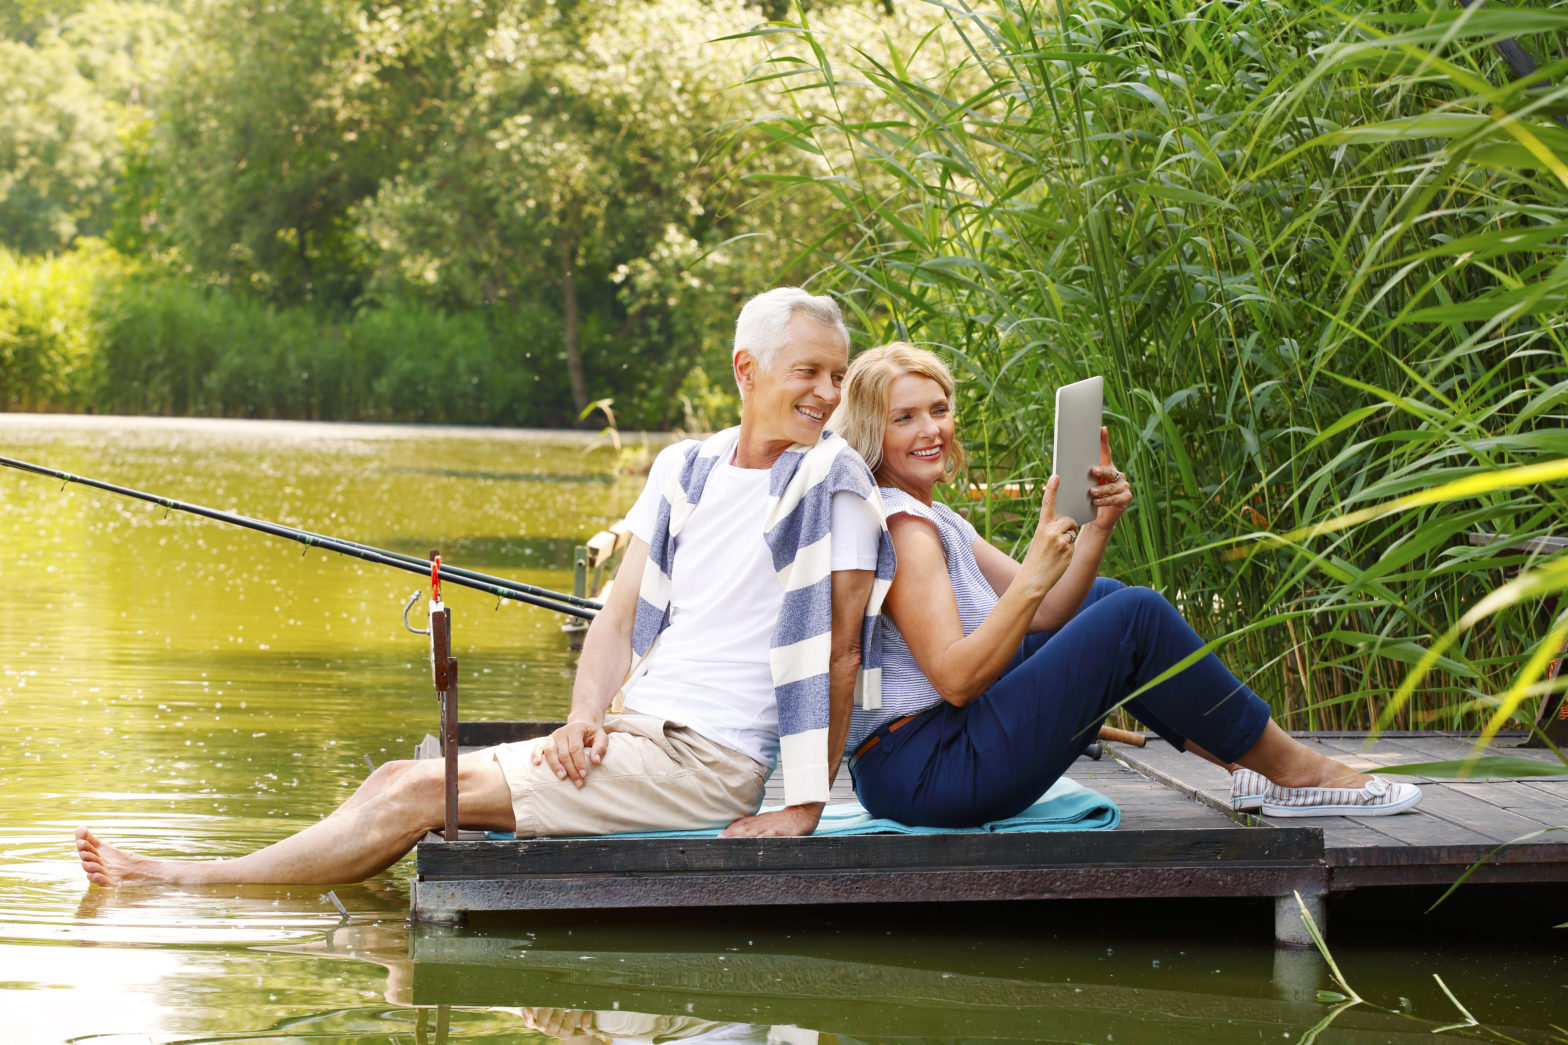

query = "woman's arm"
[
  {"left": 973, "top": 427, "right": 1134, "bottom": 632},
  {"left": 884, "top": 479, "right": 1078, "bottom": 706},
  {"left": 972, "top": 523, "right": 1108, "bottom": 632}
]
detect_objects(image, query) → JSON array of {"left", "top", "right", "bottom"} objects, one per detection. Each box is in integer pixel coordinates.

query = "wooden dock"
[{"left": 411, "top": 725, "right": 1567, "bottom": 944}]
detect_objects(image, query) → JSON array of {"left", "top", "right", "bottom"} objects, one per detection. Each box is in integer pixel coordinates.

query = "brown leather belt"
[{"left": 848, "top": 713, "right": 918, "bottom": 769}]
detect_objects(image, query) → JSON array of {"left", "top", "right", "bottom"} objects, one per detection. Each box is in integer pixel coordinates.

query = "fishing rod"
[{"left": 0, "top": 454, "right": 602, "bottom": 620}]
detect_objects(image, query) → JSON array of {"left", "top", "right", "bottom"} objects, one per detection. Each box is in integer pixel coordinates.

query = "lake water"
[{"left": 1, "top": 415, "right": 1563, "bottom": 1044}]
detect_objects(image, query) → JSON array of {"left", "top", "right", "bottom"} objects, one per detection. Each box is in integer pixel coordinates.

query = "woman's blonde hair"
[{"left": 830, "top": 341, "right": 966, "bottom": 480}]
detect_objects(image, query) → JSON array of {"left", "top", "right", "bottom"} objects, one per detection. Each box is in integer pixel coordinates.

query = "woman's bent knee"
[{"left": 1115, "top": 584, "right": 1181, "bottom": 620}]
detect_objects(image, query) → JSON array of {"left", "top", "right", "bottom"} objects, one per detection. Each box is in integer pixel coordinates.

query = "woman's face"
[{"left": 877, "top": 371, "right": 955, "bottom": 495}]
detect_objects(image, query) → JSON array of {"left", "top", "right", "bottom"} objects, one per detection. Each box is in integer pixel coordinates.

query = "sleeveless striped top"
[{"left": 847, "top": 486, "right": 1000, "bottom": 750}]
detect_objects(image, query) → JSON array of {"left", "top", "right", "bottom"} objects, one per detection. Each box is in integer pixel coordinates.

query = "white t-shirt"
[{"left": 620, "top": 441, "right": 881, "bottom": 768}]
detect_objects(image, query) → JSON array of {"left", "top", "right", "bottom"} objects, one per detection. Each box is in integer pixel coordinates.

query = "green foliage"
[
  {"left": 737, "top": 0, "right": 1568, "bottom": 730},
  {"left": 0, "top": 243, "right": 108, "bottom": 409},
  {"left": 92, "top": 278, "right": 576, "bottom": 425},
  {"left": 0, "top": 241, "right": 578, "bottom": 424},
  {"left": 148, "top": 0, "right": 412, "bottom": 307},
  {"left": 0, "top": 0, "right": 88, "bottom": 41},
  {"left": 0, "top": 34, "right": 120, "bottom": 252},
  {"left": 2, "top": 0, "right": 916, "bottom": 428},
  {"left": 0, "top": 2, "right": 182, "bottom": 252},
  {"left": 350, "top": 0, "right": 815, "bottom": 424}
]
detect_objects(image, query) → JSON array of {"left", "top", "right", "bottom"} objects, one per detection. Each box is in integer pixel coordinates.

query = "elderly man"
[{"left": 76, "top": 287, "right": 891, "bottom": 887}]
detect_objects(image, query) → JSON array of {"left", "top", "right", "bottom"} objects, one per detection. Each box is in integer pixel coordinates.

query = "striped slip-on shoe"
[
  {"left": 1259, "top": 775, "right": 1422, "bottom": 818},
  {"left": 1229, "top": 767, "right": 1268, "bottom": 812}
]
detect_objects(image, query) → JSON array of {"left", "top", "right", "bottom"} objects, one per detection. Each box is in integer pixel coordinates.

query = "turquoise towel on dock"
[{"left": 486, "top": 776, "right": 1118, "bottom": 840}]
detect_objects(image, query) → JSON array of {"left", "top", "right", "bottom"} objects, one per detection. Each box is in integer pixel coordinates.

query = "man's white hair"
[{"left": 733, "top": 287, "right": 849, "bottom": 373}]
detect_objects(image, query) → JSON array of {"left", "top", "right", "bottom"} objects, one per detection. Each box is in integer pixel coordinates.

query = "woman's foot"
[
  {"left": 1233, "top": 721, "right": 1370, "bottom": 789},
  {"left": 1257, "top": 775, "right": 1422, "bottom": 817},
  {"left": 1227, "top": 722, "right": 1421, "bottom": 817},
  {"left": 1228, "top": 770, "right": 1422, "bottom": 817}
]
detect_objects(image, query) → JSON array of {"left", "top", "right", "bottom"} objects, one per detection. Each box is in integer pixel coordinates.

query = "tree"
[
  {"left": 0, "top": 2, "right": 178, "bottom": 252},
  {"left": 147, "top": 0, "right": 478, "bottom": 307},
  {"left": 358, "top": 0, "right": 805, "bottom": 424}
]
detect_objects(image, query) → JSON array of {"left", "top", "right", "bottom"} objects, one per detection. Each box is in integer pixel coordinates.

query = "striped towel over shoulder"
[{"left": 631, "top": 426, "right": 895, "bottom": 807}]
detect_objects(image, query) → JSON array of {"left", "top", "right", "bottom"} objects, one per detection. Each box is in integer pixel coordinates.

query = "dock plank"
[
  {"left": 1518, "top": 778, "right": 1568, "bottom": 804},
  {"left": 412, "top": 725, "right": 1567, "bottom": 925},
  {"left": 1446, "top": 781, "right": 1567, "bottom": 829},
  {"left": 1107, "top": 730, "right": 1568, "bottom": 889}
]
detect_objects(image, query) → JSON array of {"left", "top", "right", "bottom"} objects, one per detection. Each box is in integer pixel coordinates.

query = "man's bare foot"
[
  {"left": 720, "top": 803, "right": 823, "bottom": 837},
  {"left": 76, "top": 827, "right": 181, "bottom": 886}
]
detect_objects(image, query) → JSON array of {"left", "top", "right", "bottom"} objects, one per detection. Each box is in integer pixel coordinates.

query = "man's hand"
[
  {"left": 533, "top": 720, "right": 609, "bottom": 787},
  {"left": 720, "top": 802, "right": 823, "bottom": 837}
]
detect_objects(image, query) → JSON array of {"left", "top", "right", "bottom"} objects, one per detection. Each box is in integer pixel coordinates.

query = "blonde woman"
[{"left": 830, "top": 343, "right": 1421, "bottom": 826}]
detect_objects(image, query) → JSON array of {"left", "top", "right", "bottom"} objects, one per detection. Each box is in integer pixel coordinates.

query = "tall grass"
[
  {"left": 0, "top": 244, "right": 105, "bottom": 410},
  {"left": 0, "top": 245, "right": 574, "bottom": 425},
  {"left": 737, "top": 0, "right": 1568, "bottom": 731},
  {"left": 93, "top": 283, "right": 569, "bottom": 424}
]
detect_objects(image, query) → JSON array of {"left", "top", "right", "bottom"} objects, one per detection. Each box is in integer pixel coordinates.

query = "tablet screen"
[{"left": 1052, "top": 376, "right": 1103, "bottom": 526}]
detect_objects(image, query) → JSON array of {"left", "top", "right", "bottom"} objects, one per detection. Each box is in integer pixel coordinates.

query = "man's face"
[{"left": 738, "top": 316, "right": 849, "bottom": 449}]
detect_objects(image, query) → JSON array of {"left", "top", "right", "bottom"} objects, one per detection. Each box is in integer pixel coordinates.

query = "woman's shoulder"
[
  {"left": 877, "top": 485, "right": 929, "bottom": 516},
  {"left": 877, "top": 487, "right": 971, "bottom": 532}
]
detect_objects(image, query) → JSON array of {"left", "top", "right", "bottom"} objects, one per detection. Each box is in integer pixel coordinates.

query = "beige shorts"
[{"left": 489, "top": 713, "right": 771, "bottom": 838}]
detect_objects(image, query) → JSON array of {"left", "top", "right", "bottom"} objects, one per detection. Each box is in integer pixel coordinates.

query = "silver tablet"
[{"left": 1052, "top": 376, "right": 1103, "bottom": 526}]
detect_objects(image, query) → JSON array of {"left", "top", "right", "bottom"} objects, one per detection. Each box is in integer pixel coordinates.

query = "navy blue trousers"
[{"left": 851, "top": 578, "right": 1272, "bottom": 827}]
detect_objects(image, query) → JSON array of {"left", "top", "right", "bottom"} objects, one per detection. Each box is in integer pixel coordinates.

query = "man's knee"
[
  {"left": 367, "top": 759, "right": 416, "bottom": 786},
  {"left": 377, "top": 755, "right": 515, "bottom": 833},
  {"left": 382, "top": 759, "right": 448, "bottom": 822}
]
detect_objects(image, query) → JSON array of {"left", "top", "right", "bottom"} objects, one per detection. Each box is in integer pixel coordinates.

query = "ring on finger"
[{"left": 1067, "top": 529, "right": 1077, "bottom": 543}]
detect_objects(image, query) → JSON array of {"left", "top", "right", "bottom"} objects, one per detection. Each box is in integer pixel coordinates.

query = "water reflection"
[{"left": 253, "top": 912, "right": 1555, "bottom": 1045}]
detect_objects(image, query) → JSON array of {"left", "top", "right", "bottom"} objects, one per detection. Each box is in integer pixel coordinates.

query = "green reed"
[
  {"left": 91, "top": 282, "right": 560, "bottom": 424},
  {"left": 735, "top": 0, "right": 1568, "bottom": 731},
  {"left": 0, "top": 243, "right": 105, "bottom": 411},
  {"left": 0, "top": 247, "right": 574, "bottom": 426}
]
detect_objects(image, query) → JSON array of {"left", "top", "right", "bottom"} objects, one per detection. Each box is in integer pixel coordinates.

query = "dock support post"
[
  {"left": 1272, "top": 946, "right": 1325, "bottom": 1003},
  {"left": 410, "top": 882, "right": 468, "bottom": 927},
  {"left": 1275, "top": 891, "right": 1325, "bottom": 948}
]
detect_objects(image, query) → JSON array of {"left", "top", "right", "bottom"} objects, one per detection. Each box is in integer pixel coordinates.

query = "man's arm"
[
  {"left": 534, "top": 537, "right": 650, "bottom": 787},
  {"left": 721, "top": 567, "right": 874, "bottom": 836},
  {"left": 826, "top": 567, "right": 874, "bottom": 784}
]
